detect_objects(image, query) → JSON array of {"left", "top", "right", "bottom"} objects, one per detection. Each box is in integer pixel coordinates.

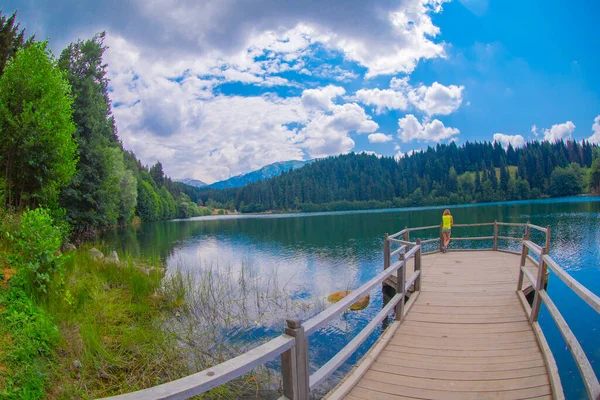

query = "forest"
[
  {"left": 199, "top": 140, "right": 600, "bottom": 213},
  {"left": 0, "top": 12, "right": 207, "bottom": 238}
]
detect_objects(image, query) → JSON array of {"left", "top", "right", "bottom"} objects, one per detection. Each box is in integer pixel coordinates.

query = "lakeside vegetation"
[{"left": 0, "top": 11, "right": 255, "bottom": 399}]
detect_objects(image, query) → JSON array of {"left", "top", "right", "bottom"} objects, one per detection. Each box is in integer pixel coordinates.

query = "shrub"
[{"left": 11, "top": 208, "right": 66, "bottom": 294}]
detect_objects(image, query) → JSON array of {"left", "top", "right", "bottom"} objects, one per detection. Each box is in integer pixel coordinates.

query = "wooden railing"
[
  {"left": 388, "top": 221, "right": 600, "bottom": 400},
  {"left": 102, "top": 238, "right": 423, "bottom": 400},
  {"left": 517, "top": 230, "right": 600, "bottom": 400},
  {"left": 101, "top": 221, "right": 600, "bottom": 400}
]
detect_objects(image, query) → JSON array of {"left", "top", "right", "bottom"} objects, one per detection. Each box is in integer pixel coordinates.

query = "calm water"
[{"left": 99, "top": 197, "right": 600, "bottom": 399}]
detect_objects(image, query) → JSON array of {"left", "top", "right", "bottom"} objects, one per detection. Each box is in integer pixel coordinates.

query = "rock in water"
[
  {"left": 327, "top": 290, "right": 370, "bottom": 311},
  {"left": 88, "top": 248, "right": 104, "bottom": 261},
  {"left": 104, "top": 251, "right": 119, "bottom": 265}
]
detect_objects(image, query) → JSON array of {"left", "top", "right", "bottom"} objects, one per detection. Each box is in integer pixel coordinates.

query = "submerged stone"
[{"left": 327, "top": 290, "right": 370, "bottom": 311}]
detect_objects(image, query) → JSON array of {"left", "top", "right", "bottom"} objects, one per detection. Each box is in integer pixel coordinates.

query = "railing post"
[
  {"left": 403, "top": 226, "right": 409, "bottom": 243},
  {"left": 414, "top": 238, "right": 422, "bottom": 291},
  {"left": 439, "top": 223, "right": 443, "bottom": 252},
  {"left": 493, "top": 220, "right": 498, "bottom": 251},
  {"left": 396, "top": 252, "right": 406, "bottom": 321},
  {"left": 530, "top": 237, "right": 550, "bottom": 323},
  {"left": 517, "top": 231, "right": 530, "bottom": 291},
  {"left": 384, "top": 234, "right": 390, "bottom": 270},
  {"left": 281, "top": 319, "right": 309, "bottom": 400}
]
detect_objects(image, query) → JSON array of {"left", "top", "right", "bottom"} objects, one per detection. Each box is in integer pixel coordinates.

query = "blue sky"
[{"left": 4, "top": 0, "right": 600, "bottom": 183}]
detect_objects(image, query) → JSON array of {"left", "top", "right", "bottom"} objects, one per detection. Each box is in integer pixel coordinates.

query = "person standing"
[{"left": 442, "top": 209, "right": 453, "bottom": 253}]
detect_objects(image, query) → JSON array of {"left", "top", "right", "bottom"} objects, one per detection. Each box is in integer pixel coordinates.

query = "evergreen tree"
[
  {"left": 58, "top": 33, "right": 134, "bottom": 232},
  {"left": 0, "top": 10, "right": 34, "bottom": 76}
]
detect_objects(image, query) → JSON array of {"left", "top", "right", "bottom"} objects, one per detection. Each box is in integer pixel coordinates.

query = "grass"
[
  {"left": 0, "top": 242, "right": 191, "bottom": 399},
  {"left": 0, "top": 226, "right": 314, "bottom": 399}
]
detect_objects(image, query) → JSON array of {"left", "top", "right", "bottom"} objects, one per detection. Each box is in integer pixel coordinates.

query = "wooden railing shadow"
[{"left": 101, "top": 221, "right": 600, "bottom": 400}]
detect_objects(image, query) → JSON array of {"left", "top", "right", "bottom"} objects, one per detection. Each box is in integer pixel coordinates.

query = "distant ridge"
[
  {"left": 209, "top": 160, "right": 312, "bottom": 189},
  {"left": 174, "top": 178, "right": 208, "bottom": 188}
]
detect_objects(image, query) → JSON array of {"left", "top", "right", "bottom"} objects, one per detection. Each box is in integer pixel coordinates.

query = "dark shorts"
[{"left": 442, "top": 228, "right": 451, "bottom": 234}]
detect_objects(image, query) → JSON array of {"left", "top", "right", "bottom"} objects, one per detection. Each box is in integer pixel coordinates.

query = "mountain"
[
  {"left": 209, "top": 160, "right": 312, "bottom": 189},
  {"left": 175, "top": 178, "right": 208, "bottom": 188}
]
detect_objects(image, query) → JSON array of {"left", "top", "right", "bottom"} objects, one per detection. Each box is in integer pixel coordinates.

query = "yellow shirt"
[{"left": 442, "top": 215, "right": 452, "bottom": 229}]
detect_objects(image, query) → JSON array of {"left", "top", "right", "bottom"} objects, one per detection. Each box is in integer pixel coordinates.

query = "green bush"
[{"left": 11, "top": 208, "right": 66, "bottom": 294}]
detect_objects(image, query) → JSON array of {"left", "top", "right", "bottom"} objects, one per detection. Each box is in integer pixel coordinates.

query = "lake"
[{"left": 99, "top": 196, "right": 600, "bottom": 399}]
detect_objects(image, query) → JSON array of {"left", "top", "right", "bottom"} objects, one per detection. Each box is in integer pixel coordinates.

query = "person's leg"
[{"left": 446, "top": 231, "right": 451, "bottom": 247}]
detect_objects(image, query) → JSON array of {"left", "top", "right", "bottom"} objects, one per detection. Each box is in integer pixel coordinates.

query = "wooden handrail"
[
  {"left": 101, "top": 335, "right": 294, "bottom": 400},
  {"left": 523, "top": 240, "right": 542, "bottom": 257},
  {"left": 496, "top": 222, "right": 527, "bottom": 227},
  {"left": 539, "top": 290, "right": 600, "bottom": 399},
  {"left": 452, "top": 222, "right": 496, "bottom": 227},
  {"left": 543, "top": 255, "right": 600, "bottom": 314},
  {"left": 390, "top": 245, "right": 407, "bottom": 258},
  {"left": 450, "top": 236, "right": 494, "bottom": 241},
  {"left": 527, "top": 223, "right": 549, "bottom": 233},
  {"left": 517, "top": 225, "right": 600, "bottom": 399}
]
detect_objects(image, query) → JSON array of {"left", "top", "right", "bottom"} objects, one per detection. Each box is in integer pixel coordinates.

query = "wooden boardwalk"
[{"left": 330, "top": 251, "right": 553, "bottom": 400}]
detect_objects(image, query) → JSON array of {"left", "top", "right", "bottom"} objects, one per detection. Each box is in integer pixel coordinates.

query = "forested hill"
[{"left": 199, "top": 140, "right": 600, "bottom": 213}]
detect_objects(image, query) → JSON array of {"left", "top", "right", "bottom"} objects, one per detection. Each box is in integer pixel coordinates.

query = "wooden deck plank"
[
  {"left": 369, "top": 363, "right": 549, "bottom": 381},
  {"left": 355, "top": 378, "right": 552, "bottom": 400},
  {"left": 363, "top": 370, "right": 550, "bottom": 392},
  {"left": 327, "top": 251, "right": 556, "bottom": 400},
  {"left": 373, "top": 356, "right": 547, "bottom": 373},
  {"left": 388, "top": 336, "right": 536, "bottom": 350},
  {"left": 378, "top": 348, "right": 543, "bottom": 364}
]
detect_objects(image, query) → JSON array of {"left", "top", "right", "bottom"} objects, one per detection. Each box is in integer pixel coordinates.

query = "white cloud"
[
  {"left": 587, "top": 115, "right": 600, "bottom": 144},
  {"left": 35, "top": 0, "right": 451, "bottom": 78},
  {"left": 493, "top": 133, "right": 525, "bottom": 148},
  {"left": 354, "top": 79, "right": 463, "bottom": 116},
  {"left": 355, "top": 88, "right": 408, "bottom": 114},
  {"left": 301, "top": 85, "right": 345, "bottom": 111},
  {"left": 397, "top": 114, "right": 459, "bottom": 142},
  {"left": 531, "top": 124, "right": 539, "bottom": 137},
  {"left": 407, "top": 81, "right": 464, "bottom": 116},
  {"left": 296, "top": 103, "right": 378, "bottom": 159},
  {"left": 368, "top": 133, "right": 394, "bottom": 143},
  {"left": 542, "top": 121, "right": 576, "bottom": 141}
]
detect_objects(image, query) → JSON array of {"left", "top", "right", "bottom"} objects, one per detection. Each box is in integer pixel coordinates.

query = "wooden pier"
[
  {"left": 328, "top": 251, "right": 554, "bottom": 399},
  {"left": 102, "top": 222, "right": 600, "bottom": 400}
]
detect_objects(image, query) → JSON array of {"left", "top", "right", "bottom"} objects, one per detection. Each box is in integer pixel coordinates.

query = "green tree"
[
  {"left": 159, "top": 187, "right": 177, "bottom": 219},
  {"left": 59, "top": 33, "right": 132, "bottom": 231},
  {"left": 150, "top": 161, "right": 165, "bottom": 187},
  {"left": 549, "top": 165, "right": 583, "bottom": 197},
  {"left": 0, "top": 10, "right": 34, "bottom": 76},
  {"left": 137, "top": 180, "right": 159, "bottom": 221},
  {"left": 589, "top": 158, "right": 600, "bottom": 194},
  {"left": 0, "top": 42, "right": 77, "bottom": 209}
]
